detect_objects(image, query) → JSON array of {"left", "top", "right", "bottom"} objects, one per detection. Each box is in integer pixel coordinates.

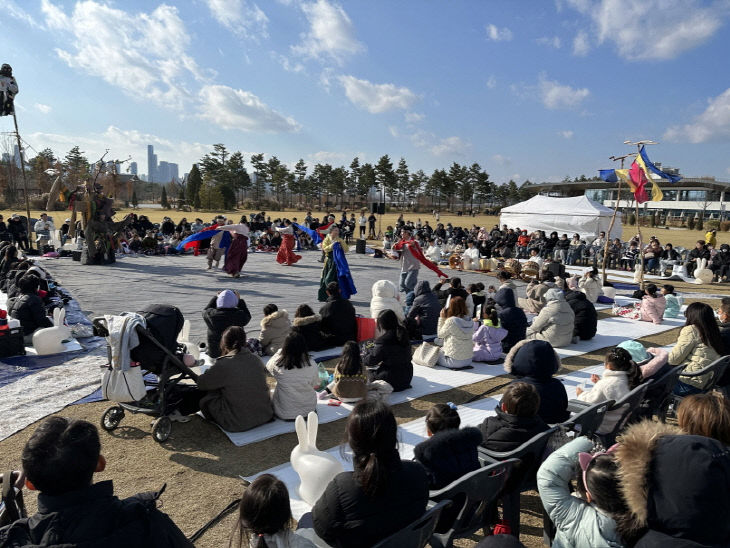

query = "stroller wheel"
[
  {"left": 101, "top": 406, "right": 125, "bottom": 431},
  {"left": 152, "top": 416, "right": 172, "bottom": 443}
]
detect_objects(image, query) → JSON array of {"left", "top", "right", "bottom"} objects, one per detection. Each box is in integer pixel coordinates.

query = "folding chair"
[
  {"left": 373, "top": 500, "right": 451, "bottom": 548},
  {"left": 563, "top": 399, "right": 614, "bottom": 439},
  {"left": 638, "top": 365, "right": 685, "bottom": 421},
  {"left": 666, "top": 355, "right": 730, "bottom": 418},
  {"left": 594, "top": 381, "right": 651, "bottom": 447},
  {"left": 428, "top": 459, "right": 518, "bottom": 548},
  {"left": 477, "top": 426, "right": 559, "bottom": 537}
]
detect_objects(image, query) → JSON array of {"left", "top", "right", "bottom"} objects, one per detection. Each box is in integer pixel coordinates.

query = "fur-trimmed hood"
[
  {"left": 292, "top": 314, "right": 321, "bottom": 327},
  {"left": 503, "top": 339, "right": 561, "bottom": 379},
  {"left": 616, "top": 420, "right": 730, "bottom": 546},
  {"left": 260, "top": 309, "right": 289, "bottom": 328}
]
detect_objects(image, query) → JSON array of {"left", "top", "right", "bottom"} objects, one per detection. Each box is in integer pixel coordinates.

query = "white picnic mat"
[
  {"left": 217, "top": 361, "right": 506, "bottom": 446},
  {"left": 244, "top": 362, "right": 608, "bottom": 520},
  {"left": 0, "top": 347, "right": 107, "bottom": 440},
  {"left": 218, "top": 313, "right": 683, "bottom": 446}
]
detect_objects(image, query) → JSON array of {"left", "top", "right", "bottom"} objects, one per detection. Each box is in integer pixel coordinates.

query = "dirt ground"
[{"left": 1, "top": 206, "right": 725, "bottom": 251}]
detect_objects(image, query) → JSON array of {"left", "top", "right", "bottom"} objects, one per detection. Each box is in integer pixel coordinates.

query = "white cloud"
[
  {"left": 558, "top": 130, "right": 574, "bottom": 139},
  {"left": 430, "top": 136, "right": 471, "bottom": 157},
  {"left": 492, "top": 154, "right": 511, "bottom": 166},
  {"left": 40, "top": 0, "right": 205, "bottom": 109},
  {"left": 404, "top": 112, "right": 425, "bottom": 124},
  {"left": 409, "top": 130, "right": 433, "bottom": 148},
  {"left": 27, "top": 125, "right": 211, "bottom": 172},
  {"left": 292, "top": 0, "right": 364, "bottom": 64},
  {"left": 272, "top": 52, "right": 306, "bottom": 74},
  {"left": 198, "top": 85, "right": 301, "bottom": 133},
  {"left": 485, "top": 23, "right": 513, "bottom": 41},
  {"left": 2, "top": 0, "right": 40, "bottom": 28},
  {"left": 572, "top": 31, "right": 590, "bottom": 56},
  {"left": 486, "top": 75, "right": 497, "bottom": 89},
  {"left": 34, "top": 103, "right": 52, "bottom": 114},
  {"left": 339, "top": 75, "right": 418, "bottom": 113},
  {"left": 309, "top": 151, "right": 346, "bottom": 164},
  {"left": 664, "top": 88, "right": 730, "bottom": 143},
  {"left": 388, "top": 126, "right": 399, "bottom": 137},
  {"left": 537, "top": 36, "right": 561, "bottom": 49},
  {"left": 206, "top": 0, "right": 268, "bottom": 39},
  {"left": 563, "top": 0, "right": 727, "bottom": 60},
  {"left": 538, "top": 74, "right": 590, "bottom": 110}
]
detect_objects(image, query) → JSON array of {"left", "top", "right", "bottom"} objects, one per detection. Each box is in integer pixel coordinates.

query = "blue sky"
[{"left": 1, "top": 0, "right": 729, "bottom": 185}]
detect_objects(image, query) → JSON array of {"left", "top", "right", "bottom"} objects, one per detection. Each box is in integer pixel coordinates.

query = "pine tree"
[
  {"left": 131, "top": 190, "right": 138, "bottom": 208},
  {"left": 160, "top": 186, "right": 169, "bottom": 209}
]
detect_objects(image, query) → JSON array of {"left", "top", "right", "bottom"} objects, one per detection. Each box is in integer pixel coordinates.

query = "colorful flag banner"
[
  {"left": 629, "top": 161, "right": 649, "bottom": 204},
  {"left": 639, "top": 145, "right": 682, "bottom": 183}
]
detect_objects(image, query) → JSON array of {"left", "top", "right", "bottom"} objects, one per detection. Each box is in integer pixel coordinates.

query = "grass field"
[{"left": 1, "top": 206, "right": 721, "bottom": 251}]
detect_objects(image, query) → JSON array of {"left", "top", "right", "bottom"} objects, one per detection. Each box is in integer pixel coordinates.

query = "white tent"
[{"left": 499, "top": 195, "right": 622, "bottom": 240}]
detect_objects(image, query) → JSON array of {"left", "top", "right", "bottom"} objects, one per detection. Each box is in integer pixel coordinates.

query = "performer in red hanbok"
[
  {"left": 275, "top": 220, "right": 302, "bottom": 266},
  {"left": 219, "top": 222, "right": 250, "bottom": 278}
]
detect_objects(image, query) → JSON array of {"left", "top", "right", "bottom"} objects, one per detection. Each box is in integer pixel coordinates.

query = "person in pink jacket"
[
  {"left": 472, "top": 307, "right": 508, "bottom": 362},
  {"left": 613, "top": 283, "right": 666, "bottom": 325}
]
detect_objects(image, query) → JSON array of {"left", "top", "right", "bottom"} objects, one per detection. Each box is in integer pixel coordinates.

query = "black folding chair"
[
  {"left": 638, "top": 365, "right": 685, "bottom": 421},
  {"left": 428, "top": 459, "right": 518, "bottom": 548},
  {"left": 373, "top": 500, "right": 451, "bottom": 548},
  {"left": 666, "top": 355, "right": 730, "bottom": 418},
  {"left": 477, "top": 426, "right": 559, "bottom": 537},
  {"left": 594, "top": 381, "right": 651, "bottom": 447},
  {"left": 563, "top": 399, "right": 614, "bottom": 439}
]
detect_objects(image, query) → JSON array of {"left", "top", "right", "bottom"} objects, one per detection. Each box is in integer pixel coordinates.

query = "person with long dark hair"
[
  {"left": 311, "top": 400, "right": 428, "bottom": 547},
  {"left": 670, "top": 301, "right": 726, "bottom": 396},
  {"left": 330, "top": 341, "right": 368, "bottom": 402},
  {"left": 363, "top": 309, "right": 413, "bottom": 391},
  {"left": 266, "top": 332, "right": 319, "bottom": 420},
  {"left": 230, "top": 474, "right": 315, "bottom": 548}
]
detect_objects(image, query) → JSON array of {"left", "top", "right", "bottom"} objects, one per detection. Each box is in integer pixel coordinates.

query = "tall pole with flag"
[
  {"left": 11, "top": 111, "right": 32, "bottom": 244},
  {"left": 599, "top": 154, "right": 631, "bottom": 283}
]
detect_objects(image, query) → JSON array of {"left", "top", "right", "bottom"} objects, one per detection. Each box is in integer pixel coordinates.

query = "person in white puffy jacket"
[
  {"left": 369, "top": 279, "right": 405, "bottom": 322},
  {"left": 526, "top": 288, "right": 575, "bottom": 348},
  {"left": 436, "top": 296, "right": 475, "bottom": 369},
  {"left": 266, "top": 332, "right": 320, "bottom": 420},
  {"left": 461, "top": 241, "right": 480, "bottom": 270},
  {"left": 578, "top": 268, "right": 602, "bottom": 303}
]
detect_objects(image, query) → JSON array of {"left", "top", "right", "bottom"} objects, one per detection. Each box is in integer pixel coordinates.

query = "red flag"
[{"left": 629, "top": 160, "right": 649, "bottom": 204}]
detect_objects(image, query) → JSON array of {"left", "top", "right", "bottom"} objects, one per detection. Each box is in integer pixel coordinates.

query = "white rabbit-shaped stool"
[
  {"left": 291, "top": 411, "right": 344, "bottom": 506},
  {"left": 694, "top": 258, "right": 714, "bottom": 285},
  {"left": 33, "top": 308, "right": 72, "bottom": 355}
]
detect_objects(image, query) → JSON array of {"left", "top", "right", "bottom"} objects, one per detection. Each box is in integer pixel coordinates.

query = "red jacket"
[{"left": 517, "top": 234, "right": 531, "bottom": 247}]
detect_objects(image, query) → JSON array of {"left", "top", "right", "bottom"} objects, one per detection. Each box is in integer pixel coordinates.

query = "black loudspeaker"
[
  {"left": 72, "top": 250, "right": 82, "bottom": 262},
  {"left": 546, "top": 261, "right": 565, "bottom": 279},
  {"left": 371, "top": 203, "right": 378, "bottom": 214},
  {"left": 355, "top": 239, "right": 366, "bottom": 254},
  {"left": 378, "top": 203, "right": 385, "bottom": 214}
]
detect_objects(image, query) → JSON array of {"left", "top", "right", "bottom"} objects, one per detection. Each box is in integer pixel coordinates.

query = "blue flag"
[
  {"left": 293, "top": 223, "right": 322, "bottom": 244},
  {"left": 599, "top": 169, "right": 618, "bottom": 183},
  {"left": 332, "top": 242, "right": 357, "bottom": 299},
  {"left": 639, "top": 146, "right": 682, "bottom": 183}
]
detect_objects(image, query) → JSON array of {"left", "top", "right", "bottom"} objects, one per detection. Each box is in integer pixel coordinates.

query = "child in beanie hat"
[{"left": 216, "top": 289, "right": 238, "bottom": 309}]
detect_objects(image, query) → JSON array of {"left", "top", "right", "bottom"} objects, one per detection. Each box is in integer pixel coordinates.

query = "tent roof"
[{"left": 500, "top": 195, "right": 615, "bottom": 217}]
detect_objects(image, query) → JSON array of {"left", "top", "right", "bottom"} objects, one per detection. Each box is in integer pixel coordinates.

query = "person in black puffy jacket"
[
  {"left": 503, "top": 339, "right": 569, "bottom": 424},
  {"left": 0, "top": 417, "right": 192, "bottom": 547},
  {"left": 8, "top": 275, "right": 52, "bottom": 341},
  {"left": 565, "top": 289, "right": 597, "bottom": 341},
  {"left": 363, "top": 309, "right": 413, "bottom": 391},
  {"left": 495, "top": 287, "right": 527, "bottom": 352},
  {"left": 414, "top": 403, "right": 482, "bottom": 489},
  {"left": 480, "top": 382, "right": 549, "bottom": 452},
  {"left": 318, "top": 282, "right": 357, "bottom": 346},
  {"left": 312, "top": 400, "right": 429, "bottom": 548},
  {"left": 433, "top": 277, "right": 469, "bottom": 309},
  {"left": 406, "top": 280, "right": 441, "bottom": 338},
  {"left": 202, "top": 289, "right": 251, "bottom": 358}
]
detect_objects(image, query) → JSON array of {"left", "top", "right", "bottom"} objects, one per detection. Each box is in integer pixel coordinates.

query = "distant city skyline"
[{"left": 146, "top": 144, "right": 179, "bottom": 183}]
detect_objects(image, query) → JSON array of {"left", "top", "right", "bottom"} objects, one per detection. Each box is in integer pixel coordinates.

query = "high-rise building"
[
  {"left": 169, "top": 163, "right": 179, "bottom": 182},
  {"left": 147, "top": 145, "right": 157, "bottom": 183},
  {"left": 158, "top": 161, "right": 170, "bottom": 183},
  {"left": 130, "top": 161, "right": 138, "bottom": 175}
]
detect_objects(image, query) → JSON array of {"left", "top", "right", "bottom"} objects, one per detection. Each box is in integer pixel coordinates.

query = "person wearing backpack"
[{"left": 0, "top": 417, "right": 192, "bottom": 547}]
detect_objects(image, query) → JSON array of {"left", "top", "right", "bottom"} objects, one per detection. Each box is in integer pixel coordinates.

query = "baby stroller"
[{"left": 93, "top": 304, "right": 199, "bottom": 443}]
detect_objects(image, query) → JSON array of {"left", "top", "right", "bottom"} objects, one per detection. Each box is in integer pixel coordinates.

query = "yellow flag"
[{"left": 615, "top": 169, "right": 636, "bottom": 192}]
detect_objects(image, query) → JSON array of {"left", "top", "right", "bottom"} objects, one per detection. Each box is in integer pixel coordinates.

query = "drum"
[
  {"left": 479, "top": 258, "right": 498, "bottom": 271},
  {"left": 449, "top": 253, "right": 461, "bottom": 269},
  {"left": 504, "top": 258, "right": 521, "bottom": 276},
  {"left": 522, "top": 260, "right": 539, "bottom": 278}
]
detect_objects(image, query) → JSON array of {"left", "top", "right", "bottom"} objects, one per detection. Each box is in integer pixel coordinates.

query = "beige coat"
[
  {"left": 266, "top": 350, "right": 319, "bottom": 420},
  {"left": 578, "top": 276, "right": 602, "bottom": 303},
  {"left": 259, "top": 310, "right": 291, "bottom": 356},
  {"left": 526, "top": 290, "right": 575, "bottom": 348},
  {"left": 669, "top": 325, "right": 721, "bottom": 389},
  {"left": 519, "top": 282, "right": 551, "bottom": 314},
  {"left": 437, "top": 316, "right": 475, "bottom": 361}
]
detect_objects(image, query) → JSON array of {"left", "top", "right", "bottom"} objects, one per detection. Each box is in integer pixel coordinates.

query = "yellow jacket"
[
  {"left": 705, "top": 231, "right": 717, "bottom": 247},
  {"left": 322, "top": 235, "right": 348, "bottom": 254}
]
